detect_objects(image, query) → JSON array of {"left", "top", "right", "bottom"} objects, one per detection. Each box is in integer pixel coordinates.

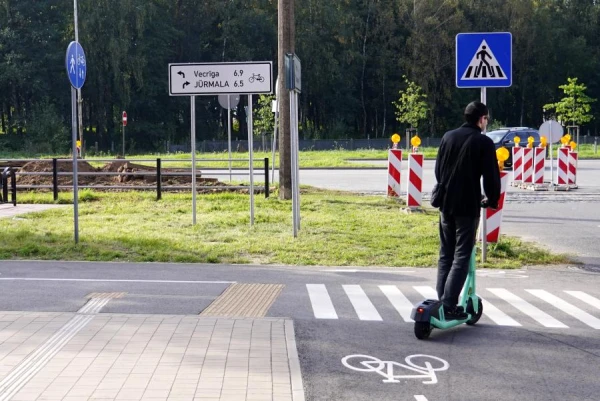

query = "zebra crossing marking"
[
  {"left": 307, "top": 284, "right": 338, "bottom": 319},
  {"left": 564, "top": 291, "right": 600, "bottom": 311},
  {"left": 379, "top": 285, "right": 414, "bottom": 322},
  {"left": 487, "top": 288, "right": 568, "bottom": 328},
  {"left": 527, "top": 290, "right": 600, "bottom": 329},
  {"left": 343, "top": 285, "right": 382, "bottom": 321},
  {"left": 304, "top": 284, "right": 600, "bottom": 329}
]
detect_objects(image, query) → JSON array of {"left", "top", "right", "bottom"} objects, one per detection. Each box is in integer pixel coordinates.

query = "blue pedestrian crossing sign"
[
  {"left": 65, "top": 41, "right": 87, "bottom": 89},
  {"left": 456, "top": 32, "right": 512, "bottom": 88}
]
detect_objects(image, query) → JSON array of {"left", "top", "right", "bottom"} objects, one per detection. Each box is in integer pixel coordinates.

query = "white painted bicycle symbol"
[{"left": 342, "top": 354, "right": 449, "bottom": 384}]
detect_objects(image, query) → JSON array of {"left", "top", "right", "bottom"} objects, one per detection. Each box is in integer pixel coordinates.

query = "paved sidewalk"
[
  {"left": 0, "top": 312, "right": 304, "bottom": 401},
  {"left": 0, "top": 204, "right": 67, "bottom": 219}
]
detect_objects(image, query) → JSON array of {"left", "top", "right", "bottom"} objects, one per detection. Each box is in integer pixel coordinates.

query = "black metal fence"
[
  {"left": 6, "top": 158, "right": 270, "bottom": 201},
  {"left": 0, "top": 167, "right": 17, "bottom": 206}
]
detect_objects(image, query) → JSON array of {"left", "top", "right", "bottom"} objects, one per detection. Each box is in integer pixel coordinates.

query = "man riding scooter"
[{"left": 432, "top": 101, "right": 501, "bottom": 320}]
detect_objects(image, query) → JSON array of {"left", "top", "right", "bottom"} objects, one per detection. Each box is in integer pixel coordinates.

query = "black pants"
[{"left": 436, "top": 212, "right": 479, "bottom": 309}]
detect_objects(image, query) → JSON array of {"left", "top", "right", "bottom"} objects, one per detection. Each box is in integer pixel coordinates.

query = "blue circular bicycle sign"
[{"left": 65, "top": 41, "right": 87, "bottom": 89}]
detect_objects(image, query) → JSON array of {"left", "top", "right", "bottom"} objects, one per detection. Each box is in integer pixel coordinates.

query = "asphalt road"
[{"left": 0, "top": 261, "right": 599, "bottom": 401}]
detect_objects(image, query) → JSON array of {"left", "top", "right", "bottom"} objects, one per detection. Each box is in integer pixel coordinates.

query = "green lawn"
[{"left": 0, "top": 189, "right": 571, "bottom": 268}]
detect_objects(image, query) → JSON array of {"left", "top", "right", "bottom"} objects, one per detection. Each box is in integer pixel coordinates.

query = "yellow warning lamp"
[
  {"left": 391, "top": 133, "right": 401, "bottom": 149},
  {"left": 496, "top": 147, "right": 509, "bottom": 171},
  {"left": 410, "top": 135, "right": 421, "bottom": 152},
  {"left": 540, "top": 136, "right": 548, "bottom": 148},
  {"left": 565, "top": 133, "right": 572, "bottom": 142},
  {"left": 560, "top": 135, "right": 569, "bottom": 147},
  {"left": 570, "top": 141, "right": 577, "bottom": 151},
  {"left": 513, "top": 136, "right": 521, "bottom": 147},
  {"left": 76, "top": 140, "right": 81, "bottom": 148},
  {"left": 527, "top": 136, "right": 535, "bottom": 149}
]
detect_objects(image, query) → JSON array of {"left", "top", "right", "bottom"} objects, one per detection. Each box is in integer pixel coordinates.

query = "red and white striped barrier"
[
  {"left": 532, "top": 147, "right": 545, "bottom": 185},
  {"left": 387, "top": 149, "right": 402, "bottom": 197},
  {"left": 568, "top": 150, "right": 578, "bottom": 188},
  {"left": 557, "top": 147, "right": 569, "bottom": 186},
  {"left": 521, "top": 148, "right": 533, "bottom": 184},
  {"left": 406, "top": 153, "right": 423, "bottom": 208},
  {"left": 482, "top": 171, "right": 510, "bottom": 243},
  {"left": 512, "top": 147, "right": 523, "bottom": 184}
]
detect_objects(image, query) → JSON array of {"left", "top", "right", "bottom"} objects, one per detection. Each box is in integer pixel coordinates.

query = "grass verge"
[{"left": 1, "top": 189, "right": 571, "bottom": 268}]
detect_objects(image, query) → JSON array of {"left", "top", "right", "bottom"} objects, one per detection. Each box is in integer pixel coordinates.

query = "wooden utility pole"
[{"left": 278, "top": 0, "right": 294, "bottom": 199}]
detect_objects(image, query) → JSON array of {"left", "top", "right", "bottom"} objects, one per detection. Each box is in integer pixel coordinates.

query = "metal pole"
[
  {"left": 71, "top": 87, "right": 79, "bottom": 244},
  {"left": 228, "top": 95, "right": 232, "bottom": 182},
  {"left": 248, "top": 95, "right": 255, "bottom": 226},
  {"left": 191, "top": 96, "right": 196, "bottom": 225},
  {"left": 550, "top": 120, "right": 555, "bottom": 188},
  {"left": 264, "top": 158, "right": 269, "bottom": 198},
  {"left": 122, "top": 125, "right": 125, "bottom": 156},
  {"left": 156, "top": 158, "right": 162, "bottom": 201},
  {"left": 595, "top": 137, "right": 597, "bottom": 154},
  {"left": 271, "top": 109, "right": 279, "bottom": 183},
  {"left": 480, "top": 87, "right": 487, "bottom": 262},
  {"left": 294, "top": 91, "right": 301, "bottom": 230},
  {"left": 290, "top": 91, "right": 300, "bottom": 237},
  {"left": 52, "top": 158, "right": 58, "bottom": 201}
]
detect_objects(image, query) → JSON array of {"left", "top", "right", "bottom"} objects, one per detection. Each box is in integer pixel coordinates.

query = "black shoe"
[{"left": 444, "top": 306, "right": 469, "bottom": 320}]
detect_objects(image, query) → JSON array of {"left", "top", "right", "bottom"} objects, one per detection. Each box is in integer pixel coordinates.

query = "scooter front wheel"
[
  {"left": 414, "top": 322, "right": 433, "bottom": 340},
  {"left": 466, "top": 297, "right": 483, "bottom": 326}
]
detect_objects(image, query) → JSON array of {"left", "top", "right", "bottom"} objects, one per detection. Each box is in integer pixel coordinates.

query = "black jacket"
[{"left": 434, "top": 123, "right": 501, "bottom": 217}]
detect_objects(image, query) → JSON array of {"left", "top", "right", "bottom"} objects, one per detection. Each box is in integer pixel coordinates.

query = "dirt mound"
[{"left": 17, "top": 160, "right": 99, "bottom": 186}]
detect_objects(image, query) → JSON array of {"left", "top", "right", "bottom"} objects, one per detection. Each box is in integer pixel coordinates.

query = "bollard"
[
  {"left": 387, "top": 149, "right": 402, "bottom": 197},
  {"left": 52, "top": 158, "right": 59, "bottom": 201},
  {"left": 156, "top": 158, "right": 162, "bottom": 200}
]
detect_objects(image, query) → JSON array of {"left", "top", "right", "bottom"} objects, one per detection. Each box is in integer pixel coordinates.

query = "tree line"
[{"left": 1, "top": 0, "right": 599, "bottom": 154}]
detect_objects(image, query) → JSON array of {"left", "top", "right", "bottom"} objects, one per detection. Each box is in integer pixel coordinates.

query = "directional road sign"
[
  {"left": 65, "top": 41, "right": 87, "bottom": 89},
  {"left": 168, "top": 62, "right": 272, "bottom": 96},
  {"left": 456, "top": 32, "right": 512, "bottom": 88}
]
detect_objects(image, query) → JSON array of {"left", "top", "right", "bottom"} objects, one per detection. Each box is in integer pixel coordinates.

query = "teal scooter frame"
[{"left": 411, "top": 247, "right": 483, "bottom": 339}]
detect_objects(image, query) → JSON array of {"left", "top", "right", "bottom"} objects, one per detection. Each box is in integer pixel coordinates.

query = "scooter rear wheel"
[
  {"left": 414, "top": 322, "right": 433, "bottom": 340},
  {"left": 466, "top": 297, "right": 483, "bottom": 325}
]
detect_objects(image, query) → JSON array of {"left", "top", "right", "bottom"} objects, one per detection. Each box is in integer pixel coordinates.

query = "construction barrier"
[
  {"left": 387, "top": 149, "right": 402, "bottom": 197},
  {"left": 483, "top": 171, "right": 510, "bottom": 243},
  {"left": 568, "top": 150, "right": 578, "bottom": 188},
  {"left": 532, "top": 147, "right": 545, "bottom": 185},
  {"left": 512, "top": 147, "right": 523, "bottom": 185},
  {"left": 557, "top": 147, "right": 569, "bottom": 186},
  {"left": 521, "top": 148, "right": 533, "bottom": 185},
  {"left": 406, "top": 153, "right": 423, "bottom": 208}
]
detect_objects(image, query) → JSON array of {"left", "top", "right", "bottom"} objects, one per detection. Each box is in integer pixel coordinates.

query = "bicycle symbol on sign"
[
  {"left": 248, "top": 73, "right": 264, "bottom": 83},
  {"left": 342, "top": 354, "right": 449, "bottom": 384}
]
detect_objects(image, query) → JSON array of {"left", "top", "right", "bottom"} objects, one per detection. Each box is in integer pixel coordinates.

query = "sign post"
[
  {"left": 285, "top": 54, "right": 301, "bottom": 237},
  {"left": 456, "top": 32, "right": 512, "bottom": 262},
  {"left": 168, "top": 61, "right": 273, "bottom": 225},
  {"left": 218, "top": 94, "right": 240, "bottom": 182},
  {"left": 66, "top": 40, "right": 87, "bottom": 244}
]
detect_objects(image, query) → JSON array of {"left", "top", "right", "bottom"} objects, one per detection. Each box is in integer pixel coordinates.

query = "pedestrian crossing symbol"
[
  {"left": 456, "top": 32, "right": 512, "bottom": 88},
  {"left": 461, "top": 40, "right": 506, "bottom": 80}
]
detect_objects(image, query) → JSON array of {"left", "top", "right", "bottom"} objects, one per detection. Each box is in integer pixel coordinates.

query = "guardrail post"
[
  {"left": 52, "top": 158, "right": 58, "bottom": 201},
  {"left": 156, "top": 158, "right": 162, "bottom": 200},
  {"left": 10, "top": 169, "right": 16, "bottom": 206},
  {"left": 264, "top": 158, "right": 269, "bottom": 198}
]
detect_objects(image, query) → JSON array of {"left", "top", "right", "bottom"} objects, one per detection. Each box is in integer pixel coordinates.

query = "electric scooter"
[{"left": 411, "top": 246, "right": 484, "bottom": 340}]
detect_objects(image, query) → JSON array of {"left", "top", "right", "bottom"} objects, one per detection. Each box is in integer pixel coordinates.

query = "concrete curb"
[{"left": 285, "top": 320, "right": 306, "bottom": 401}]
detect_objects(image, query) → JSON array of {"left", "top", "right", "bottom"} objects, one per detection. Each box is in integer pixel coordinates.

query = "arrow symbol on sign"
[
  {"left": 178, "top": 71, "right": 185, "bottom": 78},
  {"left": 183, "top": 81, "right": 190, "bottom": 89}
]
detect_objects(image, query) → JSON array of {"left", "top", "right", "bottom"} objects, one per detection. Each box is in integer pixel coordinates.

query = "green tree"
[
  {"left": 392, "top": 77, "right": 429, "bottom": 130},
  {"left": 543, "top": 77, "right": 596, "bottom": 126},
  {"left": 253, "top": 94, "right": 276, "bottom": 137}
]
